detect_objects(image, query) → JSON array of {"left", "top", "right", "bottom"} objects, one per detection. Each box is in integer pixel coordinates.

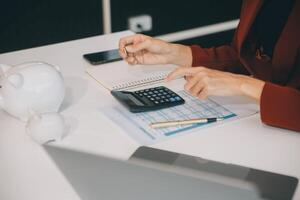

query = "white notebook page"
[{"left": 86, "top": 61, "right": 177, "bottom": 90}]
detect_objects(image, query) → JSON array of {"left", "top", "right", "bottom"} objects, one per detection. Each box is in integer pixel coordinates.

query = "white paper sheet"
[{"left": 102, "top": 91, "right": 259, "bottom": 145}]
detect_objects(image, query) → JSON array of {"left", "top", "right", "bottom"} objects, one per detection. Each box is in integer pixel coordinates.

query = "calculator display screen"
[{"left": 127, "top": 95, "right": 144, "bottom": 106}]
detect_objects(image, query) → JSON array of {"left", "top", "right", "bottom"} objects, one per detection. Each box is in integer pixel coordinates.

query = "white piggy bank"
[{"left": 0, "top": 62, "right": 66, "bottom": 144}]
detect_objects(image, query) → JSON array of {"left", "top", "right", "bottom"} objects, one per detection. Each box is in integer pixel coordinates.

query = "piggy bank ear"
[
  {"left": 0, "top": 64, "right": 12, "bottom": 76},
  {"left": 7, "top": 73, "right": 24, "bottom": 89},
  {"left": 53, "top": 65, "right": 61, "bottom": 72}
]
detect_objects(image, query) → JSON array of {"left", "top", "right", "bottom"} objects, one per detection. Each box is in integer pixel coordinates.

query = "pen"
[{"left": 150, "top": 117, "right": 224, "bottom": 129}]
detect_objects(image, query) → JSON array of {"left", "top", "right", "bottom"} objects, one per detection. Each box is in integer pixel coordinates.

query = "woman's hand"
[
  {"left": 119, "top": 34, "right": 192, "bottom": 67},
  {"left": 166, "top": 67, "right": 265, "bottom": 101}
]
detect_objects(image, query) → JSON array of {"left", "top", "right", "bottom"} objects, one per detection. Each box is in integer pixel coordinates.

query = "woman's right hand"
[{"left": 119, "top": 34, "right": 192, "bottom": 67}]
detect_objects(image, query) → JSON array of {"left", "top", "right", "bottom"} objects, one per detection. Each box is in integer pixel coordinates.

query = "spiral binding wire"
[{"left": 112, "top": 73, "right": 167, "bottom": 90}]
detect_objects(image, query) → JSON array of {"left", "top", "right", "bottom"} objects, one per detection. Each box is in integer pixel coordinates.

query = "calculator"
[{"left": 111, "top": 86, "right": 185, "bottom": 113}]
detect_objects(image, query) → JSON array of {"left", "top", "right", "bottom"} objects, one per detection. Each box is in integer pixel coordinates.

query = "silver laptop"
[{"left": 45, "top": 146, "right": 298, "bottom": 200}]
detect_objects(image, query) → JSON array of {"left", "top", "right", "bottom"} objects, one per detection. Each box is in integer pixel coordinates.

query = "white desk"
[{"left": 1, "top": 31, "right": 300, "bottom": 200}]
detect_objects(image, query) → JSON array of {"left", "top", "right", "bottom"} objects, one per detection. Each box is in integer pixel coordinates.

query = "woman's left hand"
[{"left": 166, "top": 66, "right": 265, "bottom": 101}]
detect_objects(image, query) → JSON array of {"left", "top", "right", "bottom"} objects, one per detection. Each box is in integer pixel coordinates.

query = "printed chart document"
[
  {"left": 86, "top": 61, "right": 177, "bottom": 90},
  {"left": 103, "top": 91, "right": 259, "bottom": 145}
]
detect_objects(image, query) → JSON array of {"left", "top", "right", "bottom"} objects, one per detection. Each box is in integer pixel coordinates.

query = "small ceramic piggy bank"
[{"left": 0, "top": 62, "right": 66, "bottom": 144}]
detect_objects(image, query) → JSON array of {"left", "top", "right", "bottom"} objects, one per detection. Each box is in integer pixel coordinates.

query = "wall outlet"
[{"left": 128, "top": 15, "right": 152, "bottom": 33}]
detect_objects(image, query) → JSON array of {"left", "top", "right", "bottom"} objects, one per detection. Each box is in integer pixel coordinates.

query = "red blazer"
[{"left": 190, "top": 0, "right": 300, "bottom": 132}]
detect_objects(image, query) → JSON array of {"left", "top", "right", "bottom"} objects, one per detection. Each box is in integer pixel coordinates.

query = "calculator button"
[
  {"left": 127, "top": 86, "right": 185, "bottom": 112},
  {"left": 175, "top": 97, "right": 181, "bottom": 101}
]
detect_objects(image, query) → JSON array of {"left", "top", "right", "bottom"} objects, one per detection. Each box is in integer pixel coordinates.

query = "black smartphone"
[{"left": 83, "top": 49, "right": 122, "bottom": 65}]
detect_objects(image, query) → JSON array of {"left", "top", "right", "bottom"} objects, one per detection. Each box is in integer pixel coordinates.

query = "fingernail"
[
  {"left": 123, "top": 47, "right": 128, "bottom": 56},
  {"left": 125, "top": 45, "right": 133, "bottom": 52}
]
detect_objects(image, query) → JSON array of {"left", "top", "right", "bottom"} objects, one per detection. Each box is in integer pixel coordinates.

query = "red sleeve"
[
  {"left": 190, "top": 45, "right": 249, "bottom": 75},
  {"left": 260, "top": 82, "right": 300, "bottom": 132}
]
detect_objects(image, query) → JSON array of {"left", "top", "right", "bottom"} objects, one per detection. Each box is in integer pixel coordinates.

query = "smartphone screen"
[{"left": 83, "top": 49, "right": 122, "bottom": 65}]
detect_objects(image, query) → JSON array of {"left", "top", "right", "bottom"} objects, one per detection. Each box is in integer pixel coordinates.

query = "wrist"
[
  {"left": 239, "top": 76, "right": 265, "bottom": 101},
  {"left": 168, "top": 44, "right": 192, "bottom": 67}
]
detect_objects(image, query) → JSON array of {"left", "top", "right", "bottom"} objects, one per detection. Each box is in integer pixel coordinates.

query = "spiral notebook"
[{"left": 86, "top": 60, "right": 177, "bottom": 91}]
